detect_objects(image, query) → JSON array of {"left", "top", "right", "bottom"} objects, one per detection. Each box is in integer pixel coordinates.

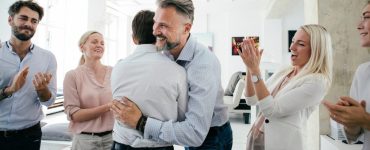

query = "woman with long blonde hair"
[{"left": 241, "top": 24, "right": 333, "bottom": 150}]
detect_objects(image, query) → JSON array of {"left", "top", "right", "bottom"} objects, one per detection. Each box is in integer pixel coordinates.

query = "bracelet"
[{"left": 136, "top": 115, "right": 148, "bottom": 133}]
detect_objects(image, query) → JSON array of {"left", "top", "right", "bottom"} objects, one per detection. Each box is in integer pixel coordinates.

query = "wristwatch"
[
  {"left": 0, "top": 86, "right": 12, "bottom": 100},
  {"left": 251, "top": 74, "right": 262, "bottom": 84}
]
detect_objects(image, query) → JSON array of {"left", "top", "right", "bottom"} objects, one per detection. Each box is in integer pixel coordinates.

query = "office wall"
[
  {"left": 191, "top": 0, "right": 263, "bottom": 87},
  {"left": 0, "top": 0, "right": 16, "bottom": 41},
  {"left": 192, "top": 0, "right": 303, "bottom": 88}
]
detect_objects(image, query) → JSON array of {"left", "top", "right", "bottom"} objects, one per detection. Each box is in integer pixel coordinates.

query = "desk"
[{"left": 320, "top": 135, "right": 362, "bottom": 150}]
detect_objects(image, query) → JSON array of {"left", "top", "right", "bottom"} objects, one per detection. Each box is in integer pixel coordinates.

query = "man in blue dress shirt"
[
  {"left": 111, "top": 0, "right": 232, "bottom": 149},
  {"left": 0, "top": 1, "right": 57, "bottom": 150}
]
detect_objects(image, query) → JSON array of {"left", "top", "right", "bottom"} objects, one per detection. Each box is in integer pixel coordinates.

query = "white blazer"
[{"left": 246, "top": 67, "right": 330, "bottom": 150}]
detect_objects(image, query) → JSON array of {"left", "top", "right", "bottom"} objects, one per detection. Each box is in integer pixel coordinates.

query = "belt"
[
  {"left": 0, "top": 122, "right": 41, "bottom": 137},
  {"left": 80, "top": 130, "right": 112, "bottom": 137}
]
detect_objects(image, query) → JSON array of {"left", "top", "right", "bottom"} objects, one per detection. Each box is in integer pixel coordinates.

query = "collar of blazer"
[{"left": 265, "top": 67, "right": 328, "bottom": 99}]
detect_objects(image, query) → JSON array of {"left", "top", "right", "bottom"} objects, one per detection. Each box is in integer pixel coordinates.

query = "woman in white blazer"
[{"left": 240, "top": 24, "right": 333, "bottom": 150}]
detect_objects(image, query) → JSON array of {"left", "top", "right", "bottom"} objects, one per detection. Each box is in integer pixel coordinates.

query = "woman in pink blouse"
[{"left": 63, "top": 31, "right": 114, "bottom": 150}]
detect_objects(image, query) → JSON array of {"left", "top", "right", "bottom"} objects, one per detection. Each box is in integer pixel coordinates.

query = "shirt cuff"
[
  {"left": 40, "top": 93, "right": 56, "bottom": 106},
  {"left": 66, "top": 107, "right": 80, "bottom": 121},
  {"left": 144, "top": 117, "right": 162, "bottom": 140},
  {"left": 245, "top": 95, "right": 258, "bottom": 105},
  {"left": 343, "top": 126, "right": 364, "bottom": 144}
]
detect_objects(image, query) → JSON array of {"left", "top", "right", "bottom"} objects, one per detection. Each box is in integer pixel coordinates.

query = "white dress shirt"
[
  {"left": 344, "top": 61, "right": 370, "bottom": 150},
  {"left": 111, "top": 44, "right": 187, "bottom": 148}
]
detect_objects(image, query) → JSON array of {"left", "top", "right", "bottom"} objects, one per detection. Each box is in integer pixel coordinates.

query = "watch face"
[{"left": 252, "top": 75, "right": 258, "bottom": 83}]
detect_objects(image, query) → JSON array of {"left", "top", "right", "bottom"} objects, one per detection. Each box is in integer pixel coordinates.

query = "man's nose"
[{"left": 153, "top": 24, "right": 160, "bottom": 35}]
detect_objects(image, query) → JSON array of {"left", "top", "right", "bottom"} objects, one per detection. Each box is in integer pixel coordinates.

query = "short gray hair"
[{"left": 157, "top": 0, "right": 194, "bottom": 23}]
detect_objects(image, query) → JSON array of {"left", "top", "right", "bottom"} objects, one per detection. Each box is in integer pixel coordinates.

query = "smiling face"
[
  {"left": 81, "top": 33, "right": 105, "bottom": 60},
  {"left": 358, "top": 4, "right": 370, "bottom": 47},
  {"left": 289, "top": 29, "right": 311, "bottom": 70},
  {"left": 8, "top": 7, "right": 39, "bottom": 41},
  {"left": 152, "top": 6, "right": 191, "bottom": 53}
]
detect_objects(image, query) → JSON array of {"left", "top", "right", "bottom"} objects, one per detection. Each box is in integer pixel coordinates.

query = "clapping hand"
[
  {"left": 7, "top": 66, "right": 29, "bottom": 94},
  {"left": 32, "top": 72, "right": 52, "bottom": 91},
  {"left": 323, "top": 96, "right": 367, "bottom": 128},
  {"left": 239, "top": 37, "right": 263, "bottom": 74}
]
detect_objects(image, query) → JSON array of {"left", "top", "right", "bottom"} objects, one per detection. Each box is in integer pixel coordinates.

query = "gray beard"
[{"left": 157, "top": 41, "right": 180, "bottom": 51}]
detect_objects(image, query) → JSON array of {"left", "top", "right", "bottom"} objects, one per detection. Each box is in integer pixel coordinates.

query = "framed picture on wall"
[
  {"left": 232, "top": 36, "right": 259, "bottom": 56},
  {"left": 288, "top": 30, "right": 297, "bottom": 52}
]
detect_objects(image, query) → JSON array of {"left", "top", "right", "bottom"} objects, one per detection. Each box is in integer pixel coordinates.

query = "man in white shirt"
[{"left": 110, "top": 10, "right": 187, "bottom": 149}]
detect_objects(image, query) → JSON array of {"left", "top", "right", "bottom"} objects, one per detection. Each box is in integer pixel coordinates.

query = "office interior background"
[{"left": 0, "top": 0, "right": 369, "bottom": 149}]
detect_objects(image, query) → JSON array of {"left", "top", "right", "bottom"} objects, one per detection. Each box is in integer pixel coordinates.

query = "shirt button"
[{"left": 265, "top": 119, "right": 269, "bottom": 123}]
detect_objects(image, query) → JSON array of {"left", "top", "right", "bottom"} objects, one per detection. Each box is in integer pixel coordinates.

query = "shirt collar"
[
  {"left": 5, "top": 40, "right": 35, "bottom": 54},
  {"left": 133, "top": 44, "right": 157, "bottom": 54},
  {"left": 176, "top": 34, "right": 195, "bottom": 63}
]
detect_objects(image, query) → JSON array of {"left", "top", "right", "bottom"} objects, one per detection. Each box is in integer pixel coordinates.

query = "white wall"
[
  {"left": 262, "top": 0, "right": 304, "bottom": 70},
  {"left": 262, "top": 19, "right": 283, "bottom": 72},
  {"left": 281, "top": 0, "right": 304, "bottom": 65},
  {"left": 193, "top": 0, "right": 265, "bottom": 87},
  {"left": 0, "top": 0, "right": 15, "bottom": 41},
  {"left": 192, "top": 0, "right": 303, "bottom": 87}
]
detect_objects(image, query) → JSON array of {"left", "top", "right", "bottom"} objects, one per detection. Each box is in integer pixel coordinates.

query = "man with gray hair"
[{"left": 114, "top": 0, "right": 233, "bottom": 149}]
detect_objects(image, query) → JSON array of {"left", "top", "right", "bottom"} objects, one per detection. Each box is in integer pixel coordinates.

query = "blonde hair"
[
  {"left": 78, "top": 31, "right": 101, "bottom": 66},
  {"left": 294, "top": 24, "right": 333, "bottom": 87}
]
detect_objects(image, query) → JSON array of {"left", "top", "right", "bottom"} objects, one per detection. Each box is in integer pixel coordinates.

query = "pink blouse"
[{"left": 63, "top": 65, "right": 114, "bottom": 134}]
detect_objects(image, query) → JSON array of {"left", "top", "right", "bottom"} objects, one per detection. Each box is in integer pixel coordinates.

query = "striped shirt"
[
  {"left": 0, "top": 41, "right": 57, "bottom": 130},
  {"left": 144, "top": 35, "right": 229, "bottom": 146}
]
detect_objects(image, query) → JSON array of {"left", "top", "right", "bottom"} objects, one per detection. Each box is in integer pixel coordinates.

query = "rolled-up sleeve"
[
  {"left": 258, "top": 78, "right": 327, "bottom": 118},
  {"left": 63, "top": 71, "right": 81, "bottom": 121},
  {"left": 245, "top": 95, "right": 258, "bottom": 106}
]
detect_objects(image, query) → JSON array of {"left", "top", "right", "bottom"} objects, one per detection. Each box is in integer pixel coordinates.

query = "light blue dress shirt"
[
  {"left": 0, "top": 41, "right": 57, "bottom": 130},
  {"left": 144, "top": 35, "right": 229, "bottom": 146}
]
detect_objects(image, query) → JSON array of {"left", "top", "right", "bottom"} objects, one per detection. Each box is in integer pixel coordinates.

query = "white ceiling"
[
  {"left": 111, "top": 0, "right": 156, "bottom": 6},
  {"left": 107, "top": 0, "right": 271, "bottom": 16}
]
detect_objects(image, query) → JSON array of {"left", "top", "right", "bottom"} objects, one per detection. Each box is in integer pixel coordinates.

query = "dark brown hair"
[
  {"left": 8, "top": 0, "right": 44, "bottom": 21},
  {"left": 132, "top": 10, "right": 156, "bottom": 44}
]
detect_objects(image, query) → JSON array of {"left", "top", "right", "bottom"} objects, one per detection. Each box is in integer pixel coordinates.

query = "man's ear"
[
  {"left": 132, "top": 35, "right": 139, "bottom": 45},
  {"left": 184, "top": 23, "right": 192, "bottom": 33},
  {"left": 8, "top": 16, "right": 13, "bottom": 25}
]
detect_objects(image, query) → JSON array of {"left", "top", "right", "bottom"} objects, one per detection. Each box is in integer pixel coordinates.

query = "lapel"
[{"left": 265, "top": 67, "right": 293, "bottom": 95}]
